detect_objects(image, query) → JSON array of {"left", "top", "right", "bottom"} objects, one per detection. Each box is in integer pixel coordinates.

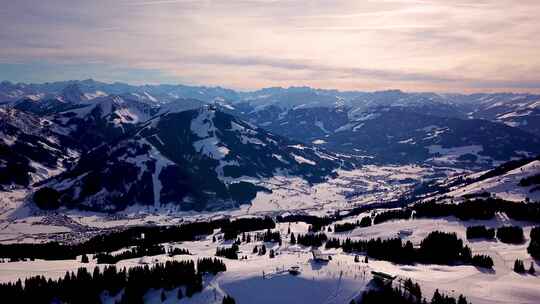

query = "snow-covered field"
[
  {"left": 1, "top": 217, "right": 539, "bottom": 304},
  {"left": 0, "top": 165, "right": 464, "bottom": 243}
]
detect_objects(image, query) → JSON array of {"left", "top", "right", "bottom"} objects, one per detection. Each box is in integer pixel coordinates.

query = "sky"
[{"left": 1, "top": 0, "right": 540, "bottom": 93}]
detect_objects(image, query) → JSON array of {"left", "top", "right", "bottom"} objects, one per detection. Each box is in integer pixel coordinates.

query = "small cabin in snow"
[
  {"left": 371, "top": 271, "right": 396, "bottom": 286},
  {"left": 288, "top": 265, "right": 301, "bottom": 275},
  {"left": 311, "top": 249, "right": 331, "bottom": 262}
]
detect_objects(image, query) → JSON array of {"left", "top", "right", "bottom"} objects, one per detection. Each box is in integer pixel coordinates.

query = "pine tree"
[
  {"left": 431, "top": 289, "right": 443, "bottom": 304},
  {"left": 269, "top": 249, "right": 275, "bottom": 258},
  {"left": 290, "top": 233, "right": 296, "bottom": 245},
  {"left": 81, "top": 254, "right": 89, "bottom": 263},
  {"left": 514, "top": 259, "right": 526, "bottom": 273},
  {"left": 222, "top": 295, "right": 236, "bottom": 304},
  {"left": 364, "top": 256, "right": 368, "bottom": 263},
  {"left": 252, "top": 246, "right": 258, "bottom": 254},
  {"left": 161, "top": 290, "right": 166, "bottom": 302},
  {"left": 528, "top": 262, "right": 536, "bottom": 275},
  {"left": 177, "top": 288, "right": 183, "bottom": 299},
  {"left": 458, "top": 294, "right": 468, "bottom": 304}
]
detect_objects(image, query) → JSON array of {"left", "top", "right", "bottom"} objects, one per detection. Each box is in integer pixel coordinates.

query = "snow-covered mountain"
[
  {"left": 2, "top": 80, "right": 540, "bottom": 136},
  {"left": 34, "top": 106, "right": 357, "bottom": 212},
  {"left": 0, "top": 108, "right": 78, "bottom": 189},
  {"left": 3, "top": 80, "right": 540, "bottom": 211},
  {"left": 467, "top": 93, "right": 540, "bottom": 136},
  {"left": 236, "top": 105, "right": 540, "bottom": 167},
  {"left": 48, "top": 95, "right": 160, "bottom": 150},
  {"left": 233, "top": 88, "right": 540, "bottom": 139}
]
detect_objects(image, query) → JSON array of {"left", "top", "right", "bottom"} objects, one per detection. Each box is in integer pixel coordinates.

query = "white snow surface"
[
  {"left": 447, "top": 160, "right": 540, "bottom": 202},
  {"left": 291, "top": 154, "right": 316, "bottom": 166},
  {"left": 191, "top": 108, "right": 230, "bottom": 160},
  {"left": 1, "top": 218, "right": 539, "bottom": 304},
  {"left": 427, "top": 145, "right": 494, "bottom": 166}
]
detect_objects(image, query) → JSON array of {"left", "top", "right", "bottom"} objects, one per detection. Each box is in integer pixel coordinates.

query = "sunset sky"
[{"left": 1, "top": 0, "right": 540, "bottom": 92}]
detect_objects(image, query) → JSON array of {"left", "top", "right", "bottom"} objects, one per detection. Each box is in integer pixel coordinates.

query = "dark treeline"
[
  {"left": 216, "top": 244, "right": 239, "bottom": 260},
  {"left": 496, "top": 226, "right": 525, "bottom": 244},
  {"left": 197, "top": 258, "right": 227, "bottom": 275},
  {"left": 95, "top": 244, "right": 166, "bottom": 264},
  {"left": 528, "top": 226, "right": 540, "bottom": 259},
  {"left": 471, "top": 255, "right": 494, "bottom": 269},
  {"left": 254, "top": 229, "right": 282, "bottom": 243},
  {"left": 342, "top": 237, "right": 415, "bottom": 264},
  {"left": 334, "top": 222, "right": 357, "bottom": 233},
  {"left": 466, "top": 226, "right": 495, "bottom": 240},
  {"left": 221, "top": 217, "right": 275, "bottom": 240},
  {"left": 334, "top": 216, "right": 372, "bottom": 233},
  {"left": 282, "top": 198, "right": 540, "bottom": 241},
  {"left": 0, "top": 259, "right": 226, "bottom": 303},
  {"left": 519, "top": 174, "right": 540, "bottom": 187},
  {"left": 413, "top": 201, "right": 495, "bottom": 221},
  {"left": 413, "top": 199, "right": 540, "bottom": 222},
  {"left": 373, "top": 209, "right": 412, "bottom": 224},
  {"left": 0, "top": 242, "right": 78, "bottom": 261},
  {"left": 277, "top": 214, "right": 334, "bottom": 228},
  {"left": 296, "top": 233, "right": 328, "bottom": 247},
  {"left": 325, "top": 237, "right": 341, "bottom": 249},
  {"left": 168, "top": 247, "right": 190, "bottom": 257},
  {"left": 339, "top": 231, "right": 493, "bottom": 268},
  {"left": 355, "top": 279, "right": 469, "bottom": 304},
  {"left": 0, "top": 216, "right": 274, "bottom": 261},
  {"left": 0, "top": 220, "right": 220, "bottom": 260},
  {"left": 479, "top": 157, "right": 538, "bottom": 181}
]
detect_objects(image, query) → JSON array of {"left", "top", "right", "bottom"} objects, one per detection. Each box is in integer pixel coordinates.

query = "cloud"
[{"left": 1, "top": 0, "right": 540, "bottom": 92}]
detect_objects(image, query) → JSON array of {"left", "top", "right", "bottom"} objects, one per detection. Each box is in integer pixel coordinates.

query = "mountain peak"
[{"left": 60, "top": 83, "right": 86, "bottom": 103}]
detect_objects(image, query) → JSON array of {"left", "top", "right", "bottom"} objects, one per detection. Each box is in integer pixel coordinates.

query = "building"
[
  {"left": 288, "top": 266, "right": 301, "bottom": 275},
  {"left": 371, "top": 271, "right": 396, "bottom": 286},
  {"left": 311, "top": 249, "right": 332, "bottom": 262}
]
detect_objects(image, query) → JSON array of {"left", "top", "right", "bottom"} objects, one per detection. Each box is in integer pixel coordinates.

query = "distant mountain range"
[{"left": 1, "top": 80, "right": 540, "bottom": 211}]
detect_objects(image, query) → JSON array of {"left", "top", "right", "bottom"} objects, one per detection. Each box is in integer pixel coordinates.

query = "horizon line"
[{"left": 2, "top": 78, "right": 539, "bottom": 97}]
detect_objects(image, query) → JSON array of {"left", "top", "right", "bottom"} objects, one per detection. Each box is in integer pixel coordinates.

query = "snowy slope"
[
  {"left": 445, "top": 160, "right": 540, "bottom": 202},
  {"left": 50, "top": 95, "right": 160, "bottom": 150},
  {"left": 242, "top": 106, "right": 540, "bottom": 167},
  {"left": 0, "top": 108, "right": 78, "bottom": 188},
  {"left": 1, "top": 218, "right": 539, "bottom": 304},
  {"left": 33, "top": 106, "right": 358, "bottom": 212}
]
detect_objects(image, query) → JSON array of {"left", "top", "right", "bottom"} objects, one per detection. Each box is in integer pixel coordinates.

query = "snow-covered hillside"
[
  {"left": 0, "top": 217, "right": 539, "bottom": 304},
  {"left": 0, "top": 108, "right": 79, "bottom": 188},
  {"left": 445, "top": 160, "right": 540, "bottom": 202},
  {"left": 3, "top": 80, "right": 540, "bottom": 168},
  {"left": 238, "top": 106, "right": 540, "bottom": 167},
  {"left": 29, "top": 106, "right": 357, "bottom": 212}
]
